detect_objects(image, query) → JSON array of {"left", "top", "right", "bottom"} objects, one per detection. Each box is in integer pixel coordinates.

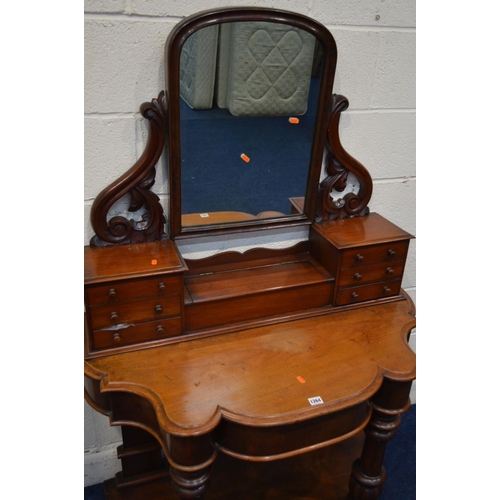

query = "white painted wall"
[{"left": 84, "top": 0, "right": 416, "bottom": 486}]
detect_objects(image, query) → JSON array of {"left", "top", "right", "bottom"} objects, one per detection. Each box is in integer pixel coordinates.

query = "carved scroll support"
[
  {"left": 90, "top": 92, "right": 168, "bottom": 247},
  {"left": 316, "top": 94, "right": 373, "bottom": 221}
]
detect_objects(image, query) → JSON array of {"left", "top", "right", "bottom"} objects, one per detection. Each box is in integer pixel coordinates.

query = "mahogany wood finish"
[
  {"left": 183, "top": 248, "right": 334, "bottom": 333},
  {"left": 84, "top": 214, "right": 412, "bottom": 359},
  {"left": 85, "top": 7, "right": 415, "bottom": 499},
  {"left": 103, "top": 433, "right": 365, "bottom": 499},
  {"left": 113, "top": 426, "right": 168, "bottom": 489},
  {"left": 310, "top": 213, "right": 413, "bottom": 307},
  {"left": 316, "top": 94, "right": 373, "bottom": 221},
  {"left": 84, "top": 240, "right": 188, "bottom": 358},
  {"left": 89, "top": 93, "right": 168, "bottom": 247},
  {"left": 84, "top": 215, "right": 414, "bottom": 497},
  {"left": 85, "top": 294, "right": 415, "bottom": 499}
]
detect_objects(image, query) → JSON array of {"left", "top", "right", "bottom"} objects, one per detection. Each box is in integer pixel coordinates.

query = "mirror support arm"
[
  {"left": 316, "top": 94, "right": 373, "bottom": 221},
  {"left": 89, "top": 92, "right": 168, "bottom": 247}
]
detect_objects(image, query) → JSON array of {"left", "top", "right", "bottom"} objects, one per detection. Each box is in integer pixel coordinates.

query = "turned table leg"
[
  {"left": 170, "top": 465, "right": 212, "bottom": 499},
  {"left": 347, "top": 379, "right": 413, "bottom": 500},
  {"left": 167, "top": 433, "right": 217, "bottom": 499}
]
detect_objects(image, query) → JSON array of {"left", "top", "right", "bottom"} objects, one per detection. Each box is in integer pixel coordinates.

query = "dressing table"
[{"left": 84, "top": 7, "right": 415, "bottom": 499}]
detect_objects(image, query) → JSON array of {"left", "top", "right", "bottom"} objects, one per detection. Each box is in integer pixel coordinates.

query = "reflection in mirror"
[{"left": 179, "top": 21, "right": 323, "bottom": 228}]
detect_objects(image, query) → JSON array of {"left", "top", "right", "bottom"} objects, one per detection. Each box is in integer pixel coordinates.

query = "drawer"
[
  {"left": 90, "top": 293, "right": 182, "bottom": 330},
  {"left": 92, "top": 317, "right": 182, "bottom": 350},
  {"left": 336, "top": 279, "right": 402, "bottom": 306},
  {"left": 338, "top": 260, "right": 405, "bottom": 287},
  {"left": 86, "top": 275, "right": 182, "bottom": 306},
  {"left": 341, "top": 241, "right": 409, "bottom": 269}
]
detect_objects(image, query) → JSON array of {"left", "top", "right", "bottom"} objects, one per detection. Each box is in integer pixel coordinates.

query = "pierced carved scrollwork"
[
  {"left": 316, "top": 94, "right": 373, "bottom": 221},
  {"left": 89, "top": 92, "right": 168, "bottom": 247}
]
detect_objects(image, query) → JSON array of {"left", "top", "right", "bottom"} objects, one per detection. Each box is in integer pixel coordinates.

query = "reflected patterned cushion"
[{"left": 222, "top": 22, "right": 316, "bottom": 116}]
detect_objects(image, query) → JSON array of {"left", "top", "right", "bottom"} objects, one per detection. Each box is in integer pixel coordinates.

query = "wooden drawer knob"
[
  {"left": 383, "top": 286, "right": 392, "bottom": 294},
  {"left": 355, "top": 254, "right": 364, "bottom": 262},
  {"left": 156, "top": 325, "right": 164, "bottom": 335},
  {"left": 351, "top": 292, "right": 359, "bottom": 300},
  {"left": 112, "top": 333, "right": 121, "bottom": 343},
  {"left": 354, "top": 272, "right": 362, "bottom": 281},
  {"left": 155, "top": 305, "right": 163, "bottom": 315},
  {"left": 158, "top": 282, "right": 166, "bottom": 293},
  {"left": 386, "top": 267, "right": 394, "bottom": 275},
  {"left": 108, "top": 288, "right": 117, "bottom": 301},
  {"left": 387, "top": 249, "right": 396, "bottom": 257},
  {"left": 110, "top": 311, "right": 119, "bottom": 322}
]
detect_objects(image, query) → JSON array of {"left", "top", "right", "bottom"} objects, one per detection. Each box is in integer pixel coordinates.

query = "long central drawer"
[{"left": 184, "top": 259, "right": 333, "bottom": 332}]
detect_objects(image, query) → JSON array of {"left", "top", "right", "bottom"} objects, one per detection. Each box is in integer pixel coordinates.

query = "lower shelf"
[{"left": 104, "top": 432, "right": 364, "bottom": 499}]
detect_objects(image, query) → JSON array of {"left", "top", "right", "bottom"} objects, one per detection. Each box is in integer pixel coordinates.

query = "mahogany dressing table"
[{"left": 84, "top": 8, "right": 415, "bottom": 499}]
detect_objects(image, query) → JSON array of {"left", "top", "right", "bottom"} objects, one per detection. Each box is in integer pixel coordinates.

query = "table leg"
[
  {"left": 347, "top": 379, "right": 413, "bottom": 500},
  {"left": 169, "top": 465, "right": 212, "bottom": 499},
  {"left": 167, "top": 433, "right": 217, "bottom": 499}
]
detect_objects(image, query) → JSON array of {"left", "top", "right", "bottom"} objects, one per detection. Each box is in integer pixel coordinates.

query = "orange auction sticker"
[{"left": 240, "top": 153, "right": 250, "bottom": 163}]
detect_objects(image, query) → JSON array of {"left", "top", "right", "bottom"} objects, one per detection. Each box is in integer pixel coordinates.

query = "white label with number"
[{"left": 308, "top": 396, "right": 324, "bottom": 406}]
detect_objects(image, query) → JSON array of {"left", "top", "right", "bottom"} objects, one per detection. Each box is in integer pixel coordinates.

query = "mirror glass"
[{"left": 179, "top": 21, "right": 324, "bottom": 228}]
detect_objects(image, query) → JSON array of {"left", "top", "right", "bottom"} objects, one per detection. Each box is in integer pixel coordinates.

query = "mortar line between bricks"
[
  {"left": 372, "top": 177, "right": 416, "bottom": 184},
  {"left": 84, "top": 112, "right": 138, "bottom": 119},
  {"left": 84, "top": 14, "right": 415, "bottom": 32},
  {"left": 84, "top": 13, "right": 182, "bottom": 23}
]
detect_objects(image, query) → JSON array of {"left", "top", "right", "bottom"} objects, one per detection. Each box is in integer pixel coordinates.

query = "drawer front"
[
  {"left": 86, "top": 275, "right": 182, "bottom": 306},
  {"left": 338, "top": 260, "right": 405, "bottom": 287},
  {"left": 92, "top": 317, "right": 182, "bottom": 350},
  {"left": 341, "top": 241, "right": 409, "bottom": 269},
  {"left": 90, "top": 293, "right": 181, "bottom": 330},
  {"left": 185, "top": 281, "right": 332, "bottom": 332},
  {"left": 336, "top": 279, "right": 402, "bottom": 306}
]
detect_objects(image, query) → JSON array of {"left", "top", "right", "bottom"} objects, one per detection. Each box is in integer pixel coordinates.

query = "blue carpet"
[
  {"left": 380, "top": 403, "right": 416, "bottom": 500},
  {"left": 84, "top": 483, "right": 105, "bottom": 500},
  {"left": 84, "top": 405, "right": 415, "bottom": 499},
  {"left": 179, "top": 77, "right": 321, "bottom": 217}
]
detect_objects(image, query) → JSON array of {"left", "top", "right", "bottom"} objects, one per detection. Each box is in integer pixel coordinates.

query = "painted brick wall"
[{"left": 84, "top": 0, "right": 416, "bottom": 486}]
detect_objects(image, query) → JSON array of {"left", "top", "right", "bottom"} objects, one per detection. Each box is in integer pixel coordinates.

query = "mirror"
[
  {"left": 166, "top": 8, "right": 337, "bottom": 238},
  {"left": 180, "top": 23, "right": 323, "bottom": 227}
]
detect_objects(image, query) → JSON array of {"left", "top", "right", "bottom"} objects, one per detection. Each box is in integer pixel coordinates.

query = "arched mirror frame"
[{"left": 165, "top": 7, "right": 338, "bottom": 240}]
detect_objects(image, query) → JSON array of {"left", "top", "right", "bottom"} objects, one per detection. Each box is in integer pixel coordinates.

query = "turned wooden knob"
[
  {"left": 156, "top": 325, "right": 164, "bottom": 335},
  {"left": 383, "top": 286, "right": 391, "bottom": 294},
  {"left": 108, "top": 288, "right": 117, "bottom": 301},
  {"left": 158, "top": 282, "right": 166, "bottom": 293},
  {"left": 155, "top": 305, "right": 163, "bottom": 315},
  {"left": 387, "top": 249, "right": 396, "bottom": 257},
  {"left": 355, "top": 254, "right": 364, "bottom": 262},
  {"left": 351, "top": 292, "right": 359, "bottom": 300},
  {"left": 354, "top": 273, "right": 362, "bottom": 281},
  {"left": 110, "top": 311, "right": 119, "bottom": 322},
  {"left": 112, "top": 333, "right": 121, "bottom": 343},
  {"left": 386, "top": 267, "right": 394, "bottom": 275}
]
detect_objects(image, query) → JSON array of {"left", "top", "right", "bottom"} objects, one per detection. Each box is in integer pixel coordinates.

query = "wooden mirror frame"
[
  {"left": 88, "top": 7, "right": 373, "bottom": 247},
  {"left": 166, "top": 7, "right": 339, "bottom": 239}
]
